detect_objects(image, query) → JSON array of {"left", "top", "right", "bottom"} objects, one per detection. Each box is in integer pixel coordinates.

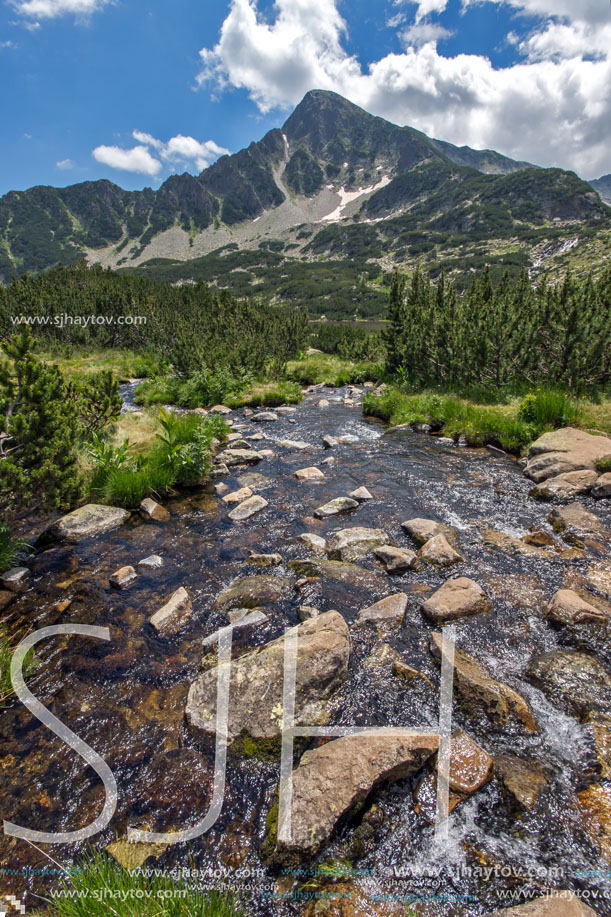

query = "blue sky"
[{"left": 1, "top": 0, "right": 609, "bottom": 195}]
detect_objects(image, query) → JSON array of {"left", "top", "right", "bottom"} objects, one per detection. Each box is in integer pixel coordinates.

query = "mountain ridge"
[{"left": 0, "top": 90, "right": 608, "bottom": 302}]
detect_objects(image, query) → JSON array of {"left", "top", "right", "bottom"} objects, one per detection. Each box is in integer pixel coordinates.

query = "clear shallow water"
[{"left": 1, "top": 387, "right": 610, "bottom": 915}]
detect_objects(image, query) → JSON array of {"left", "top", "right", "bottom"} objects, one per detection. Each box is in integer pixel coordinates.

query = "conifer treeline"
[
  {"left": 0, "top": 261, "right": 308, "bottom": 376},
  {"left": 385, "top": 266, "right": 611, "bottom": 389}
]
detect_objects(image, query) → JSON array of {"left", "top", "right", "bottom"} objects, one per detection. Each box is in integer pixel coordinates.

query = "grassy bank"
[
  {"left": 29, "top": 853, "right": 241, "bottom": 917},
  {"left": 40, "top": 347, "right": 169, "bottom": 383},
  {"left": 364, "top": 386, "right": 611, "bottom": 453}
]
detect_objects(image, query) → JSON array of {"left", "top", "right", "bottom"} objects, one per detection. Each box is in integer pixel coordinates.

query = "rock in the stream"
[
  {"left": 294, "top": 467, "right": 325, "bottom": 481},
  {"left": 431, "top": 632, "right": 537, "bottom": 732},
  {"left": 210, "top": 463, "right": 229, "bottom": 478},
  {"left": 186, "top": 611, "right": 350, "bottom": 748},
  {"left": 149, "top": 587, "right": 192, "bottom": 636},
  {"left": 252, "top": 411, "right": 278, "bottom": 422},
  {"left": 140, "top": 498, "right": 171, "bottom": 522},
  {"left": 318, "top": 398, "right": 330, "bottom": 408},
  {"left": 373, "top": 545, "right": 418, "bottom": 573},
  {"left": 216, "top": 448, "right": 263, "bottom": 467},
  {"left": 214, "top": 575, "right": 293, "bottom": 611},
  {"left": 439, "top": 729, "right": 494, "bottom": 794},
  {"left": 247, "top": 432, "right": 265, "bottom": 441},
  {"left": 246, "top": 552, "right": 283, "bottom": 567},
  {"left": 484, "top": 893, "right": 597, "bottom": 916},
  {"left": 577, "top": 783, "right": 611, "bottom": 866},
  {"left": 548, "top": 503, "right": 609, "bottom": 545},
  {"left": 0, "top": 590, "right": 15, "bottom": 609},
  {"left": 356, "top": 593, "right": 408, "bottom": 629},
  {"left": 138, "top": 554, "right": 164, "bottom": 569},
  {"left": 322, "top": 434, "right": 339, "bottom": 449},
  {"left": 481, "top": 527, "right": 552, "bottom": 558},
  {"left": 276, "top": 406, "right": 297, "bottom": 415},
  {"left": 529, "top": 469, "right": 599, "bottom": 502},
  {"left": 298, "top": 605, "right": 319, "bottom": 621},
  {"left": 365, "top": 643, "right": 432, "bottom": 685},
  {"left": 202, "top": 609, "right": 268, "bottom": 647},
  {"left": 401, "top": 518, "right": 457, "bottom": 547},
  {"left": 546, "top": 589, "right": 609, "bottom": 626},
  {"left": 214, "top": 482, "right": 229, "bottom": 495},
  {"left": 494, "top": 754, "right": 547, "bottom": 809},
  {"left": 228, "top": 494, "right": 268, "bottom": 521},
  {"left": 277, "top": 440, "right": 313, "bottom": 451},
  {"left": 209, "top": 404, "right": 232, "bottom": 415},
  {"left": 0, "top": 567, "right": 30, "bottom": 592},
  {"left": 314, "top": 497, "right": 359, "bottom": 519},
  {"left": 422, "top": 578, "right": 492, "bottom": 623},
  {"left": 221, "top": 486, "right": 253, "bottom": 504},
  {"left": 592, "top": 472, "right": 611, "bottom": 499},
  {"left": 288, "top": 558, "right": 386, "bottom": 593},
  {"left": 527, "top": 650, "right": 611, "bottom": 718},
  {"left": 327, "top": 526, "right": 392, "bottom": 562},
  {"left": 297, "top": 533, "right": 327, "bottom": 554},
  {"left": 109, "top": 565, "right": 136, "bottom": 589},
  {"left": 418, "top": 534, "right": 464, "bottom": 567},
  {"left": 269, "top": 732, "right": 438, "bottom": 863},
  {"left": 524, "top": 427, "right": 611, "bottom": 483},
  {"left": 587, "top": 712, "right": 611, "bottom": 777},
  {"left": 43, "top": 504, "right": 130, "bottom": 543},
  {"left": 349, "top": 486, "right": 373, "bottom": 501}
]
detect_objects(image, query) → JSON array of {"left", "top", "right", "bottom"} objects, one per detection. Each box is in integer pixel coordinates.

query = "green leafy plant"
[
  {"left": 0, "top": 523, "right": 25, "bottom": 574},
  {"left": 28, "top": 852, "right": 242, "bottom": 917},
  {"left": 0, "top": 627, "right": 39, "bottom": 707}
]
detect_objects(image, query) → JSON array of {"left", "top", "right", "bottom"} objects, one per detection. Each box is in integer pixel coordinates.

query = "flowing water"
[{"left": 1, "top": 386, "right": 610, "bottom": 915}]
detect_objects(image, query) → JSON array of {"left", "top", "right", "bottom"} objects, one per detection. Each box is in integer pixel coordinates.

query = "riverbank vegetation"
[
  {"left": 28, "top": 852, "right": 241, "bottom": 917},
  {"left": 1, "top": 260, "right": 609, "bottom": 518}
]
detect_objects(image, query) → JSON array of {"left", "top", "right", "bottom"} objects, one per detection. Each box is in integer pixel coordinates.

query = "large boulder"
[
  {"left": 525, "top": 428, "right": 611, "bottom": 483},
  {"left": 186, "top": 611, "right": 350, "bottom": 748},
  {"left": 327, "top": 526, "right": 392, "bottom": 562},
  {"left": 529, "top": 469, "right": 599, "bottom": 502},
  {"left": 401, "top": 518, "right": 457, "bottom": 547},
  {"left": 214, "top": 575, "right": 293, "bottom": 612},
  {"left": 43, "top": 504, "right": 129, "bottom": 543},
  {"left": 527, "top": 650, "right": 611, "bottom": 718},
  {"left": 314, "top": 497, "right": 359, "bottom": 519},
  {"left": 215, "top": 448, "right": 263, "bottom": 467},
  {"left": 421, "top": 578, "right": 491, "bottom": 623},
  {"left": 547, "top": 503, "right": 609, "bottom": 546},
  {"left": 431, "top": 633, "right": 536, "bottom": 732},
  {"left": 418, "top": 534, "right": 464, "bottom": 567},
  {"left": 149, "top": 587, "right": 192, "bottom": 636},
  {"left": 269, "top": 732, "right": 438, "bottom": 863},
  {"left": 356, "top": 593, "right": 408, "bottom": 629},
  {"left": 288, "top": 559, "right": 386, "bottom": 593},
  {"left": 546, "top": 589, "right": 609, "bottom": 626}
]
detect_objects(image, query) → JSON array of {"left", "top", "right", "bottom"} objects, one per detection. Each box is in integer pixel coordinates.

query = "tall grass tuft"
[
  {"left": 0, "top": 628, "right": 38, "bottom": 707},
  {"left": 518, "top": 388, "right": 581, "bottom": 429},
  {"left": 29, "top": 852, "right": 242, "bottom": 917},
  {"left": 0, "top": 523, "right": 24, "bottom": 574}
]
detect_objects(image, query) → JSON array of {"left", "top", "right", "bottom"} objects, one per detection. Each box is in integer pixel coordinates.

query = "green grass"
[
  {"left": 0, "top": 628, "right": 39, "bottom": 707},
  {"left": 29, "top": 852, "right": 242, "bottom": 917},
  {"left": 41, "top": 348, "right": 169, "bottom": 383},
  {"left": 286, "top": 353, "right": 382, "bottom": 386},
  {"left": 596, "top": 456, "right": 611, "bottom": 474},
  {"left": 227, "top": 380, "right": 302, "bottom": 408},
  {"left": 90, "top": 412, "right": 229, "bottom": 507},
  {"left": 362, "top": 386, "right": 592, "bottom": 453},
  {"left": 0, "top": 522, "right": 25, "bottom": 574}
]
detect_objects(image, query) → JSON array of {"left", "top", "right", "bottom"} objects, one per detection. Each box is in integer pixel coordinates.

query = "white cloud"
[
  {"left": 11, "top": 0, "right": 111, "bottom": 21},
  {"left": 0, "top": 39, "right": 18, "bottom": 48},
  {"left": 197, "top": 0, "right": 611, "bottom": 177},
  {"left": 400, "top": 22, "right": 453, "bottom": 48},
  {"left": 92, "top": 145, "right": 162, "bottom": 177},
  {"left": 56, "top": 158, "right": 75, "bottom": 169},
  {"left": 134, "top": 130, "right": 230, "bottom": 171},
  {"left": 91, "top": 131, "right": 229, "bottom": 178}
]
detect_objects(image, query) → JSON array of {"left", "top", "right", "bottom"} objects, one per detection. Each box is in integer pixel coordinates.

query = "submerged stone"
[
  {"left": 214, "top": 575, "right": 293, "bottom": 611},
  {"left": 527, "top": 650, "right": 611, "bottom": 718},
  {"left": 327, "top": 526, "right": 392, "bottom": 562},
  {"left": 149, "top": 587, "right": 192, "bottom": 636}
]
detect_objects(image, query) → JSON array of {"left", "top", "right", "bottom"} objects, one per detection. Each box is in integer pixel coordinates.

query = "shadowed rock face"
[
  {"left": 186, "top": 611, "right": 350, "bottom": 747},
  {"left": 270, "top": 732, "right": 439, "bottom": 863},
  {"left": 527, "top": 650, "right": 611, "bottom": 718},
  {"left": 430, "top": 632, "right": 537, "bottom": 733}
]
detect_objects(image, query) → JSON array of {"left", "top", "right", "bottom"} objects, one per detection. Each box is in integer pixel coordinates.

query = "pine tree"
[{"left": 0, "top": 328, "right": 83, "bottom": 511}]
